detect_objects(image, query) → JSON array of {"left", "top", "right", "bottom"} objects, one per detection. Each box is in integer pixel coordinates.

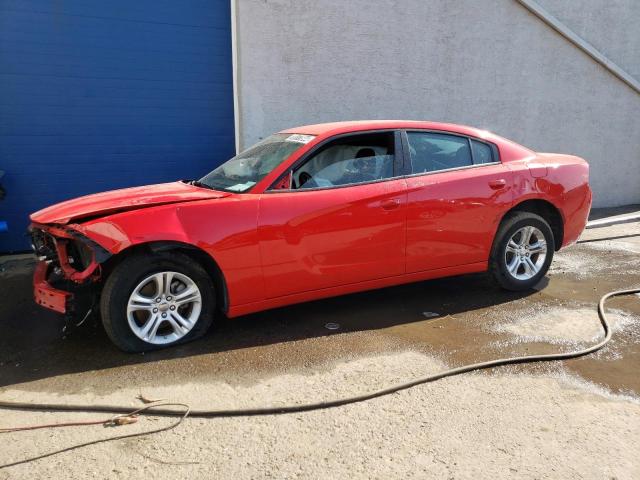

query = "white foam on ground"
[
  {"left": 550, "top": 249, "right": 609, "bottom": 277},
  {"left": 549, "top": 368, "right": 640, "bottom": 405},
  {"left": 489, "top": 306, "right": 639, "bottom": 345}
]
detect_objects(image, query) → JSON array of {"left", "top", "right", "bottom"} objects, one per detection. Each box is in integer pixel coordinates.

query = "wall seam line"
[
  {"left": 515, "top": 0, "right": 640, "bottom": 95},
  {"left": 230, "top": 0, "right": 241, "bottom": 153}
]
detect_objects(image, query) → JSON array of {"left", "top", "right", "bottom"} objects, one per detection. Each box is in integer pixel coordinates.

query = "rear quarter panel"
[{"left": 509, "top": 153, "right": 591, "bottom": 247}]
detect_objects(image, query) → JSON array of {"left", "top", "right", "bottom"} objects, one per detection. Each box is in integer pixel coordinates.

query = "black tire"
[
  {"left": 489, "top": 212, "right": 555, "bottom": 291},
  {"left": 100, "top": 251, "right": 215, "bottom": 352}
]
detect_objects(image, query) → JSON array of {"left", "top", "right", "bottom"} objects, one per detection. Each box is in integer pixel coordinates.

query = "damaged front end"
[{"left": 30, "top": 223, "right": 111, "bottom": 329}]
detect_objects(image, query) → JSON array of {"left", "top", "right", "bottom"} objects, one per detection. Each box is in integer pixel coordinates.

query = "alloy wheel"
[
  {"left": 504, "top": 226, "right": 548, "bottom": 281},
  {"left": 126, "top": 271, "right": 202, "bottom": 344}
]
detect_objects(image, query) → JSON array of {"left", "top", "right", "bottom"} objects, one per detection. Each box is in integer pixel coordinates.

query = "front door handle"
[
  {"left": 489, "top": 179, "right": 507, "bottom": 190},
  {"left": 381, "top": 199, "right": 401, "bottom": 210}
]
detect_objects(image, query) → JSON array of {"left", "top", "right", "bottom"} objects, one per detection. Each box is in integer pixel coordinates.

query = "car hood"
[{"left": 30, "top": 181, "right": 230, "bottom": 225}]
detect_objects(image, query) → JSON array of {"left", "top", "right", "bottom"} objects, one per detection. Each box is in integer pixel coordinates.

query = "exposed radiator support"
[{"left": 516, "top": 0, "right": 640, "bottom": 95}]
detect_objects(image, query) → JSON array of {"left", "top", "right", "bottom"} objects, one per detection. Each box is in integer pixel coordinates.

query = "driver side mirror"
[{"left": 271, "top": 170, "right": 293, "bottom": 190}]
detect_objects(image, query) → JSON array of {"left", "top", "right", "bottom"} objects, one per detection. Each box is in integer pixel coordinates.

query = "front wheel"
[
  {"left": 100, "top": 252, "right": 215, "bottom": 352},
  {"left": 490, "top": 212, "right": 554, "bottom": 291}
]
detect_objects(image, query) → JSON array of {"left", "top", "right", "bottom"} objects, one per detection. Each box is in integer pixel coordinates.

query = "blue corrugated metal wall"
[{"left": 0, "top": 0, "right": 235, "bottom": 251}]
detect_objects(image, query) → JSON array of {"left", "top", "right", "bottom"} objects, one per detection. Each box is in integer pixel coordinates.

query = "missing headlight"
[
  {"left": 65, "top": 239, "right": 93, "bottom": 271},
  {"left": 30, "top": 228, "right": 57, "bottom": 263}
]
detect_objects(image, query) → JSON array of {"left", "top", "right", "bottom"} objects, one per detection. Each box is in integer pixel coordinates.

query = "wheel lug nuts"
[
  {"left": 153, "top": 308, "right": 158, "bottom": 313},
  {"left": 162, "top": 313, "right": 167, "bottom": 318},
  {"left": 167, "top": 296, "right": 172, "bottom": 301},
  {"left": 170, "top": 305, "right": 176, "bottom": 310},
  {"left": 156, "top": 298, "right": 161, "bottom": 303}
]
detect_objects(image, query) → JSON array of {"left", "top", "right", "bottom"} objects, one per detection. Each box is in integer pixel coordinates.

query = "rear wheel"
[
  {"left": 101, "top": 252, "right": 215, "bottom": 352},
  {"left": 490, "top": 212, "right": 554, "bottom": 291}
]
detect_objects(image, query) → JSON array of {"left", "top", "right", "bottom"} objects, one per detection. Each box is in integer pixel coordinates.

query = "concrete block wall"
[{"left": 234, "top": 0, "right": 640, "bottom": 207}]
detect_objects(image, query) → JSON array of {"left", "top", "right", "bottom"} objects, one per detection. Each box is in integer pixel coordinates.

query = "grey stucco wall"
[
  {"left": 235, "top": 0, "right": 640, "bottom": 207},
  {"left": 541, "top": 0, "right": 639, "bottom": 80}
]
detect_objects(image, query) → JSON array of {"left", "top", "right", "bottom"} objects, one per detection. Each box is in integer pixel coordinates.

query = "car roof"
[
  {"left": 280, "top": 120, "right": 488, "bottom": 138},
  {"left": 279, "top": 120, "right": 534, "bottom": 161}
]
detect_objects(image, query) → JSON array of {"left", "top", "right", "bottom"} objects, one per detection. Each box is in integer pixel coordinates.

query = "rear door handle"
[
  {"left": 488, "top": 179, "right": 507, "bottom": 190},
  {"left": 381, "top": 199, "right": 401, "bottom": 210}
]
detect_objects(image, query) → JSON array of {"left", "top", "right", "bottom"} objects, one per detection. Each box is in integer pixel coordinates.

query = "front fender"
[
  {"left": 73, "top": 204, "right": 192, "bottom": 254},
  {"left": 75, "top": 197, "right": 264, "bottom": 307}
]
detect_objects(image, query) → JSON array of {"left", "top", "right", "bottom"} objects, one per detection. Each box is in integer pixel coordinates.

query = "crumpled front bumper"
[
  {"left": 30, "top": 223, "right": 112, "bottom": 316},
  {"left": 33, "top": 260, "right": 72, "bottom": 314}
]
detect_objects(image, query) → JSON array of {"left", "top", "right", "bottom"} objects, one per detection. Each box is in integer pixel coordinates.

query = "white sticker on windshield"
[
  {"left": 226, "top": 181, "right": 257, "bottom": 192},
  {"left": 286, "top": 134, "right": 315, "bottom": 144}
]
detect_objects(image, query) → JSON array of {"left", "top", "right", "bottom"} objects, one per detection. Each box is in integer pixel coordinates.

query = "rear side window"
[
  {"left": 471, "top": 139, "right": 494, "bottom": 164},
  {"left": 406, "top": 132, "right": 472, "bottom": 174}
]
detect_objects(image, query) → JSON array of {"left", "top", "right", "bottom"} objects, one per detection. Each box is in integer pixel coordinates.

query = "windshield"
[{"left": 199, "top": 133, "right": 314, "bottom": 192}]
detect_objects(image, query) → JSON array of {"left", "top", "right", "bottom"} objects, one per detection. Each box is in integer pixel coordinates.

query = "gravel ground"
[{"left": 1, "top": 351, "right": 639, "bottom": 480}]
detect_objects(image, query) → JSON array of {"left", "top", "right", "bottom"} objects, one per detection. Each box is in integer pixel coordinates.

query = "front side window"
[
  {"left": 294, "top": 132, "right": 395, "bottom": 189},
  {"left": 199, "top": 134, "right": 313, "bottom": 192}
]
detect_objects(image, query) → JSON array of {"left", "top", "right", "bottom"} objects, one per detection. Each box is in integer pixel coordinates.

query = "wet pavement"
[{"left": 0, "top": 217, "right": 639, "bottom": 399}]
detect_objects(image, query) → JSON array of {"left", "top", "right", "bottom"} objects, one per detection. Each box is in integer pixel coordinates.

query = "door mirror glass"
[{"left": 272, "top": 170, "right": 293, "bottom": 190}]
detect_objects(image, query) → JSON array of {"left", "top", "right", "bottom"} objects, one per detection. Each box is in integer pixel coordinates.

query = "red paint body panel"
[
  {"left": 508, "top": 153, "right": 591, "bottom": 247},
  {"left": 29, "top": 121, "right": 591, "bottom": 319},
  {"left": 227, "top": 262, "right": 488, "bottom": 317},
  {"left": 257, "top": 178, "right": 408, "bottom": 298},
  {"left": 404, "top": 163, "right": 514, "bottom": 272},
  {"left": 30, "top": 181, "right": 229, "bottom": 225},
  {"left": 33, "top": 261, "right": 70, "bottom": 313},
  {"left": 78, "top": 196, "right": 265, "bottom": 306}
]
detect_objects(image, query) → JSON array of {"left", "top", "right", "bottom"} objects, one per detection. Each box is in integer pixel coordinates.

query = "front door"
[{"left": 257, "top": 131, "right": 407, "bottom": 299}]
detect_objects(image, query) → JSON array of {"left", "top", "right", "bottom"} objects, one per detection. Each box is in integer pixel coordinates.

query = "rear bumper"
[
  {"left": 33, "top": 261, "right": 72, "bottom": 314},
  {"left": 562, "top": 185, "right": 593, "bottom": 248}
]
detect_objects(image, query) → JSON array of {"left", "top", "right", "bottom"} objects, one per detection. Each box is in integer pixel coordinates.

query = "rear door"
[
  {"left": 402, "top": 130, "right": 513, "bottom": 273},
  {"left": 257, "top": 131, "right": 407, "bottom": 299}
]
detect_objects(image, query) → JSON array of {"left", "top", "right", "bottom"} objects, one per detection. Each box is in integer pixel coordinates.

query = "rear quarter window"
[{"left": 471, "top": 139, "right": 495, "bottom": 164}]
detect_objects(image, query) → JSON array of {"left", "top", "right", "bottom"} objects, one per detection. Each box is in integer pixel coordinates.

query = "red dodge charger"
[{"left": 30, "top": 121, "right": 592, "bottom": 352}]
